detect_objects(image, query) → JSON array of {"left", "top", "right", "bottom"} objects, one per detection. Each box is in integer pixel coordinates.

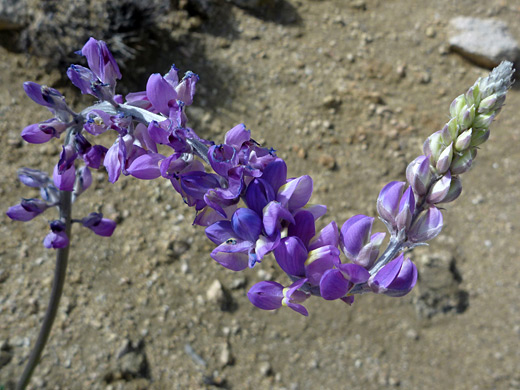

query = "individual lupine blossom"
[{"left": 6, "top": 36, "right": 514, "bottom": 316}]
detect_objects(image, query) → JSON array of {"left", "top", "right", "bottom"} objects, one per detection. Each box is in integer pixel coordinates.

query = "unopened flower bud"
[
  {"left": 449, "top": 94, "right": 466, "bottom": 118},
  {"left": 436, "top": 175, "right": 462, "bottom": 204},
  {"left": 426, "top": 171, "right": 451, "bottom": 204},
  {"left": 423, "top": 131, "right": 444, "bottom": 162},
  {"left": 465, "top": 84, "right": 480, "bottom": 107},
  {"left": 451, "top": 148, "right": 476, "bottom": 175},
  {"left": 408, "top": 206, "right": 443, "bottom": 243},
  {"left": 406, "top": 155, "right": 432, "bottom": 196},
  {"left": 478, "top": 93, "right": 506, "bottom": 115},
  {"left": 455, "top": 129, "right": 472, "bottom": 152},
  {"left": 472, "top": 113, "right": 495, "bottom": 130},
  {"left": 436, "top": 143, "right": 453, "bottom": 174},
  {"left": 457, "top": 104, "right": 475, "bottom": 130},
  {"left": 470, "top": 128, "right": 490, "bottom": 147}
]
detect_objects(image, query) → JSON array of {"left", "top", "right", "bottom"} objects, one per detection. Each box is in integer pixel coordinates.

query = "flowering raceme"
[{"left": 7, "top": 38, "right": 514, "bottom": 319}]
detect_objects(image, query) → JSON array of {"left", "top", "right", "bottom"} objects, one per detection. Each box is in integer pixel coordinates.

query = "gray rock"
[
  {"left": 0, "top": 0, "right": 29, "bottom": 30},
  {"left": 448, "top": 17, "right": 520, "bottom": 68}
]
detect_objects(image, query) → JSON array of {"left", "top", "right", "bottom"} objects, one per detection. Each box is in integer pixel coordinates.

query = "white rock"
[{"left": 448, "top": 17, "right": 520, "bottom": 68}]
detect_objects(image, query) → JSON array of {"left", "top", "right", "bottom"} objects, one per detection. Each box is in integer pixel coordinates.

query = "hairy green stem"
[{"left": 16, "top": 190, "right": 72, "bottom": 390}]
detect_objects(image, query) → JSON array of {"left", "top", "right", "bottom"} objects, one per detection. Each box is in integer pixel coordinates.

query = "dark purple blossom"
[
  {"left": 247, "top": 278, "right": 310, "bottom": 316},
  {"left": 368, "top": 254, "right": 417, "bottom": 297},
  {"left": 43, "top": 220, "right": 69, "bottom": 249},
  {"left": 81, "top": 213, "right": 116, "bottom": 237}
]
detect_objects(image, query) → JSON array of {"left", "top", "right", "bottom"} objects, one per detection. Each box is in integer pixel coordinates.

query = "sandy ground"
[{"left": 1, "top": 0, "right": 520, "bottom": 389}]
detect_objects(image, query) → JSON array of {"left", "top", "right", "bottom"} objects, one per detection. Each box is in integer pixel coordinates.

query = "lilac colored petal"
[
  {"left": 277, "top": 175, "right": 313, "bottom": 211},
  {"left": 285, "top": 278, "right": 308, "bottom": 297},
  {"left": 23, "top": 82, "right": 55, "bottom": 107},
  {"left": 406, "top": 155, "right": 432, "bottom": 196},
  {"left": 384, "top": 258, "right": 417, "bottom": 297},
  {"left": 127, "top": 153, "right": 163, "bottom": 180},
  {"left": 224, "top": 123, "right": 251, "bottom": 148},
  {"left": 58, "top": 145, "right": 78, "bottom": 173},
  {"left": 231, "top": 208, "right": 262, "bottom": 242},
  {"left": 273, "top": 236, "right": 307, "bottom": 276},
  {"left": 180, "top": 171, "right": 221, "bottom": 200},
  {"left": 247, "top": 281, "right": 283, "bottom": 310},
  {"left": 21, "top": 123, "right": 55, "bottom": 144},
  {"left": 426, "top": 171, "right": 452, "bottom": 204},
  {"left": 134, "top": 123, "right": 158, "bottom": 153},
  {"left": 53, "top": 164, "right": 75, "bottom": 191},
  {"left": 208, "top": 144, "right": 238, "bottom": 177},
  {"left": 369, "top": 254, "right": 404, "bottom": 293},
  {"left": 194, "top": 204, "right": 236, "bottom": 227},
  {"left": 396, "top": 186, "right": 415, "bottom": 232},
  {"left": 408, "top": 206, "right": 443, "bottom": 243},
  {"left": 301, "top": 204, "right": 327, "bottom": 220},
  {"left": 305, "top": 255, "right": 335, "bottom": 285},
  {"left": 211, "top": 240, "right": 251, "bottom": 271},
  {"left": 262, "top": 201, "right": 295, "bottom": 237},
  {"left": 43, "top": 228, "right": 69, "bottom": 249},
  {"left": 205, "top": 221, "right": 234, "bottom": 244},
  {"left": 261, "top": 158, "right": 287, "bottom": 193},
  {"left": 67, "top": 64, "right": 96, "bottom": 95},
  {"left": 319, "top": 269, "right": 350, "bottom": 300},
  {"left": 377, "top": 181, "right": 405, "bottom": 228},
  {"left": 245, "top": 178, "right": 275, "bottom": 216},
  {"left": 340, "top": 215, "right": 374, "bottom": 260},
  {"left": 437, "top": 175, "right": 462, "bottom": 204},
  {"left": 81, "top": 38, "right": 121, "bottom": 85},
  {"left": 104, "top": 141, "right": 122, "bottom": 183},
  {"left": 341, "top": 296, "right": 355, "bottom": 305},
  {"left": 308, "top": 221, "right": 339, "bottom": 251},
  {"left": 146, "top": 73, "right": 177, "bottom": 116},
  {"left": 337, "top": 263, "right": 370, "bottom": 284},
  {"left": 255, "top": 234, "right": 280, "bottom": 260},
  {"left": 83, "top": 145, "right": 107, "bottom": 169},
  {"left": 286, "top": 302, "right": 309, "bottom": 316},
  {"left": 81, "top": 213, "right": 116, "bottom": 237},
  {"left": 288, "top": 210, "right": 316, "bottom": 247},
  {"left": 6, "top": 201, "right": 45, "bottom": 221},
  {"left": 354, "top": 232, "right": 386, "bottom": 268},
  {"left": 175, "top": 71, "right": 199, "bottom": 105}
]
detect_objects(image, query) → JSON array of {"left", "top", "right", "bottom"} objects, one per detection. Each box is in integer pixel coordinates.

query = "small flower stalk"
[{"left": 5, "top": 37, "right": 514, "bottom": 389}]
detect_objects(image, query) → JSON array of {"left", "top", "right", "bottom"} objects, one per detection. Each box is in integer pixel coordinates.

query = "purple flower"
[
  {"left": 73, "top": 167, "right": 92, "bottom": 198},
  {"left": 17, "top": 168, "right": 49, "bottom": 188},
  {"left": 408, "top": 206, "right": 443, "bottom": 243},
  {"left": 127, "top": 152, "right": 164, "bottom": 180},
  {"left": 43, "top": 220, "right": 69, "bottom": 249},
  {"left": 247, "top": 278, "right": 310, "bottom": 316},
  {"left": 21, "top": 118, "right": 67, "bottom": 144},
  {"left": 319, "top": 263, "right": 371, "bottom": 300},
  {"left": 368, "top": 254, "right": 417, "bottom": 297},
  {"left": 377, "top": 182, "right": 416, "bottom": 234},
  {"left": 53, "top": 164, "right": 76, "bottom": 192},
  {"left": 406, "top": 155, "right": 432, "bottom": 196},
  {"left": 23, "top": 82, "right": 71, "bottom": 121},
  {"left": 7, "top": 199, "right": 49, "bottom": 221},
  {"left": 57, "top": 145, "right": 78, "bottom": 174},
  {"left": 205, "top": 208, "right": 263, "bottom": 271},
  {"left": 340, "top": 215, "right": 385, "bottom": 268},
  {"left": 81, "top": 213, "right": 116, "bottom": 237},
  {"left": 79, "top": 38, "right": 121, "bottom": 87}
]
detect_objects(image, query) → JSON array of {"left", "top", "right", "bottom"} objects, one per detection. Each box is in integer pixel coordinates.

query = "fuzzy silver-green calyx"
[
  {"left": 450, "top": 94, "right": 466, "bottom": 118},
  {"left": 455, "top": 128, "right": 472, "bottom": 151}
]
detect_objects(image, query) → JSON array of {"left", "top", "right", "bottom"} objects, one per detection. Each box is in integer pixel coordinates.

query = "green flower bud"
[
  {"left": 423, "top": 131, "right": 444, "bottom": 162},
  {"left": 473, "top": 113, "right": 495, "bottom": 130},
  {"left": 457, "top": 104, "right": 476, "bottom": 130},
  {"left": 449, "top": 94, "right": 466, "bottom": 118},
  {"left": 447, "top": 117, "right": 459, "bottom": 141},
  {"left": 451, "top": 148, "right": 477, "bottom": 175},
  {"left": 454, "top": 129, "right": 472, "bottom": 152},
  {"left": 436, "top": 143, "right": 453, "bottom": 174},
  {"left": 470, "top": 128, "right": 490, "bottom": 147},
  {"left": 477, "top": 94, "right": 504, "bottom": 114},
  {"left": 465, "top": 84, "right": 481, "bottom": 107},
  {"left": 440, "top": 123, "right": 453, "bottom": 144}
]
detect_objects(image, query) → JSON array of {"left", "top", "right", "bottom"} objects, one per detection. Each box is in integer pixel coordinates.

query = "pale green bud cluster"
[{"left": 424, "top": 61, "right": 514, "bottom": 177}]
